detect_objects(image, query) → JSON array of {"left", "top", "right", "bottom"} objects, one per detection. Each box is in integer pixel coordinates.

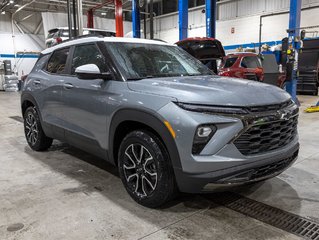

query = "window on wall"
[
  {"left": 71, "top": 44, "right": 107, "bottom": 75},
  {"left": 46, "top": 48, "right": 70, "bottom": 74}
]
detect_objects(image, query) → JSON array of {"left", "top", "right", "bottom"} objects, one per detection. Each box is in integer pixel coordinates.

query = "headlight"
[
  {"left": 192, "top": 124, "right": 217, "bottom": 155},
  {"left": 175, "top": 102, "right": 249, "bottom": 115}
]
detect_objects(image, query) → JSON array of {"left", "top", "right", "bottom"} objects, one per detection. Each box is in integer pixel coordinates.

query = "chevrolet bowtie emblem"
[{"left": 277, "top": 110, "right": 291, "bottom": 121}]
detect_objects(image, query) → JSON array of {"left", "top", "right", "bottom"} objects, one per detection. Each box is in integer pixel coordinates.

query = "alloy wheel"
[
  {"left": 25, "top": 112, "right": 39, "bottom": 146},
  {"left": 123, "top": 143, "right": 158, "bottom": 198}
]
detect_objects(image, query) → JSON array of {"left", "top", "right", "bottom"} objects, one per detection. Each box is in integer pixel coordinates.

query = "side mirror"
[{"left": 75, "top": 64, "right": 112, "bottom": 80}]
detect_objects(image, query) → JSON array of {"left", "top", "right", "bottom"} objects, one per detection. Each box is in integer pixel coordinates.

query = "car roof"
[
  {"left": 176, "top": 37, "right": 217, "bottom": 44},
  {"left": 42, "top": 36, "right": 174, "bottom": 55},
  {"left": 226, "top": 52, "right": 258, "bottom": 57},
  {"left": 48, "top": 27, "right": 115, "bottom": 33}
]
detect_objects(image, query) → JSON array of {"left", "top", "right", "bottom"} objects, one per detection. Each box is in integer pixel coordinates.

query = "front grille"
[
  {"left": 250, "top": 151, "right": 298, "bottom": 180},
  {"left": 234, "top": 115, "right": 298, "bottom": 155}
]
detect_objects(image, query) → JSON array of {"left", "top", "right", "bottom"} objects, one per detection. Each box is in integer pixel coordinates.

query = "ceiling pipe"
[
  {"left": 13, "top": 0, "right": 150, "bottom": 16},
  {"left": 73, "top": 0, "right": 77, "bottom": 37},
  {"left": 17, "top": 13, "right": 34, "bottom": 23},
  {"left": 77, "top": 0, "right": 84, "bottom": 35},
  {"left": 14, "top": 21, "right": 24, "bottom": 34},
  {"left": 115, "top": 0, "right": 123, "bottom": 37},
  {"left": 34, "top": 20, "right": 43, "bottom": 34},
  {"left": 66, "top": 0, "right": 72, "bottom": 37}
]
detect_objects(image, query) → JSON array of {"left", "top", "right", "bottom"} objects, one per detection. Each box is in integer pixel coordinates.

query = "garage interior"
[{"left": 1, "top": 0, "right": 319, "bottom": 239}]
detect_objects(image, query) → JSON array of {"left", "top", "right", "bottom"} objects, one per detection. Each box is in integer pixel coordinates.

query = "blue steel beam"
[
  {"left": 178, "top": 0, "right": 188, "bottom": 40},
  {"left": 132, "top": 0, "right": 141, "bottom": 38},
  {"left": 286, "top": 0, "right": 302, "bottom": 102},
  {"left": 206, "top": 0, "right": 217, "bottom": 38}
]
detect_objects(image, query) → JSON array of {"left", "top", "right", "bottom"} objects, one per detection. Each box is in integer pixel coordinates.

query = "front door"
[{"left": 61, "top": 43, "right": 114, "bottom": 159}]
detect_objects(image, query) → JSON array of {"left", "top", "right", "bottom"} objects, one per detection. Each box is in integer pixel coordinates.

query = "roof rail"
[{"left": 60, "top": 34, "right": 105, "bottom": 45}]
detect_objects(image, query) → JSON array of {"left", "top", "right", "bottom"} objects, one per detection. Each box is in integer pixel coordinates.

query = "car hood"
[{"left": 127, "top": 75, "right": 291, "bottom": 106}]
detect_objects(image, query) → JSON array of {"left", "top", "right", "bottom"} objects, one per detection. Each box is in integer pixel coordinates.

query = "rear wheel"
[
  {"left": 118, "top": 130, "right": 177, "bottom": 208},
  {"left": 24, "top": 106, "right": 53, "bottom": 151}
]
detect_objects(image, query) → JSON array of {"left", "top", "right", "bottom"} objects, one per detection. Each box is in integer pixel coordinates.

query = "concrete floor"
[{"left": 0, "top": 92, "right": 318, "bottom": 240}]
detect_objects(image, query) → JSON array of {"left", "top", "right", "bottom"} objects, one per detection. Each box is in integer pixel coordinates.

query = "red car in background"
[{"left": 219, "top": 53, "right": 264, "bottom": 81}]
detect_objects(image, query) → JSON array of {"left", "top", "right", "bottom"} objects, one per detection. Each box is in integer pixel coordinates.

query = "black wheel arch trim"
[
  {"left": 109, "top": 108, "right": 182, "bottom": 170},
  {"left": 21, "top": 93, "right": 42, "bottom": 120}
]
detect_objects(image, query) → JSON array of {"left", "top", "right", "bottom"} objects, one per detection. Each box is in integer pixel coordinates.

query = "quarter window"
[
  {"left": 241, "top": 56, "right": 261, "bottom": 69},
  {"left": 71, "top": 44, "right": 107, "bottom": 75},
  {"left": 46, "top": 48, "right": 70, "bottom": 74}
]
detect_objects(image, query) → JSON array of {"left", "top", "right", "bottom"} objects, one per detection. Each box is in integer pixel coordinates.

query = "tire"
[
  {"left": 24, "top": 106, "right": 53, "bottom": 151},
  {"left": 118, "top": 130, "right": 177, "bottom": 208}
]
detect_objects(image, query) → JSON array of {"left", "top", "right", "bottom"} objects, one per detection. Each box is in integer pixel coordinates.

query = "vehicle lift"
[
  {"left": 286, "top": 0, "right": 319, "bottom": 112},
  {"left": 177, "top": 0, "right": 217, "bottom": 40}
]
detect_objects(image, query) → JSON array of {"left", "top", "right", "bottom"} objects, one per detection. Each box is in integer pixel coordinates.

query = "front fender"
[{"left": 108, "top": 108, "right": 182, "bottom": 170}]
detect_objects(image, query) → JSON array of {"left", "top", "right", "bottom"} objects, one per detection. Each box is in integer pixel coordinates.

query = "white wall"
[
  {"left": 150, "top": 6, "right": 319, "bottom": 50},
  {"left": 0, "top": 12, "right": 44, "bottom": 77}
]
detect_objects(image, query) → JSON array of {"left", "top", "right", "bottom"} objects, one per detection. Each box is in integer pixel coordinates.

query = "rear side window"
[
  {"left": 71, "top": 44, "right": 107, "bottom": 75},
  {"left": 60, "top": 30, "right": 69, "bottom": 37},
  {"left": 241, "top": 56, "right": 261, "bottom": 68},
  {"left": 223, "top": 57, "right": 238, "bottom": 68},
  {"left": 46, "top": 48, "right": 70, "bottom": 74}
]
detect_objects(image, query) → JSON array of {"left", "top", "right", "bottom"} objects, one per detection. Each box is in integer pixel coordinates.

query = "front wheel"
[
  {"left": 118, "top": 130, "right": 177, "bottom": 208},
  {"left": 24, "top": 106, "right": 53, "bottom": 151}
]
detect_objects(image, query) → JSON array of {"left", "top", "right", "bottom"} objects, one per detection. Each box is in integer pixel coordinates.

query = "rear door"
[
  {"left": 40, "top": 47, "right": 71, "bottom": 139},
  {"left": 60, "top": 43, "right": 113, "bottom": 158}
]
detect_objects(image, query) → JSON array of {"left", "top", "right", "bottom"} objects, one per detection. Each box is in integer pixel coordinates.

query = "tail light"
[
  {"left": 219, "top": 71, "right": 231, "bottom": 77},
  {"left": 56, "top": 37, "right": 63, "bottom": 44}
]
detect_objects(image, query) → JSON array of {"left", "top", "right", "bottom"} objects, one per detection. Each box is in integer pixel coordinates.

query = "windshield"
[{"left": 106, "top": 42, "right": 213, "bottom": 80}]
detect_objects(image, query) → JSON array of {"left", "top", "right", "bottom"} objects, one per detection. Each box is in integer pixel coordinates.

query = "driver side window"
[{"left": 71, "top": 44, "right": 107, "bottom": 75}]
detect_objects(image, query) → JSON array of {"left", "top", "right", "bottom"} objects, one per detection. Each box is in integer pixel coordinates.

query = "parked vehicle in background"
[
  {"left": 176, "top": 37, "right": 225, "bottom": 74},
  {"left": 218, "top": 53, "right": 264, "bottom": 81},
  {"left": 260, "top": 53, "right": 286, "bottom": 88},
  {"left": 45, "top": 27, "right": 116, "bottom": 48}
]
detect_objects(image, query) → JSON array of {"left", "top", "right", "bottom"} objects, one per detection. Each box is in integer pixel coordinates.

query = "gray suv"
[{"left": 21, "top": 37, "right": 299, "bottom": 207}]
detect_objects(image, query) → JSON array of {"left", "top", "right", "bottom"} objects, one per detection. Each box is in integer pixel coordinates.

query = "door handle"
[
  {"left": 63, "top": 83, "right": 74, "bottom": 89},
  {"left": 34, "top": 80, "right": 41, "bottom": 85}
]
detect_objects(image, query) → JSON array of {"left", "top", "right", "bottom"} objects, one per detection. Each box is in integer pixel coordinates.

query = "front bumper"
[
  {"left": 174, "top": 146, "right": 299, "bottom": 193},
  {"left": 157, "top": 101, "right": 299, "bottom": 193}
]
